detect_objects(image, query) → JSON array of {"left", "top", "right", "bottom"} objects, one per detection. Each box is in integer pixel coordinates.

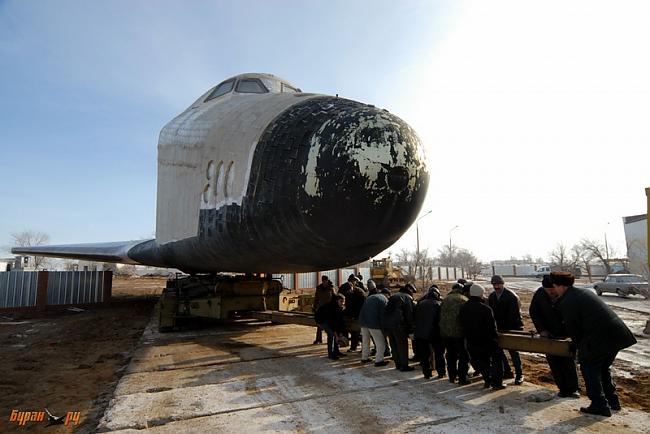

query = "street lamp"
[
  {"left": 449, "top": 225, "right": 459, "bottom": 266},
  {"left": 604, "top": 222, "right": 610, "bottom": 272},
  {"left": 416, "top": 210, "right": 433, "bottom": 289}
]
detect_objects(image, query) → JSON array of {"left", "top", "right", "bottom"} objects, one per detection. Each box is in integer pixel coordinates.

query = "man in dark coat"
[
  {"left": 551, "top": 271, "right": 637, "bottom": 417},
  {"left": 529, "top": 275, "right": 579, "bottom": 398},
  {"left": 414, "top": 285, "right": 445, "bottom": 379},
  {"left": 337, "top": 274, "right": 359, "bottom": 349},
  {"left": 344, "top": 283, "right": 367, "bottom": 352},
  {"left": 356, "top": 273, "right": 367, "bottom": 293},
  {"left": 338, "top": 274, "right": 358, "bottom": 299},
  {"left": 488, "top": 275, "right": 525, "bottom": 385},
  {"left": 315, "top": 294, "right": 347, "bottom": 360},
  {"left": 383, "top": 283, "right": 416, "bottom": 371},
  {"left": 312, "top": 276, "right": 336, "bottom": 344},
  {"left": 459, "top": 283, "right": 505, "bottom": 390}
]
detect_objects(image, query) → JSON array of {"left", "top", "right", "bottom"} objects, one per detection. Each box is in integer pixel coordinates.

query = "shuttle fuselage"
[{"left": 14, "top": 73, "right": 429, "bottom": 273}]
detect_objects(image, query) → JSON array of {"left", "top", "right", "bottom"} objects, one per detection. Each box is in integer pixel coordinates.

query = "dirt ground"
[
  {"left": 0, "top": 278, "right": 164, "bottom": 433},
  {"left": 1, "top": 277, "right": 648, "bottom": 433}
]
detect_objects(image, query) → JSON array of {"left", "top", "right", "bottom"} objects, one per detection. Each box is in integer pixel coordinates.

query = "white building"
[{"left": 623, "top": 213, "right": 647, "bottom": 276}]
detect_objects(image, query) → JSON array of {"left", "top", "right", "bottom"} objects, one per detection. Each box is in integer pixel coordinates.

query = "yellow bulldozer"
[{"left": 371, "top": 257, "right": 409, "bottom": 290}]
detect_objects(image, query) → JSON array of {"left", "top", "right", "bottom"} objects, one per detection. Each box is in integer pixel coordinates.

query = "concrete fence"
[{"left": 0, "top": 270, "right": 112, "bottom": 311}]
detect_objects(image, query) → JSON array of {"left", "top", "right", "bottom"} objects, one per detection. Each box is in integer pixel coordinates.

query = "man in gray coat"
[
  {"left": 551, "top": 271, "right": 637, "bottom": 417},
  {"left": 358, "top": 287, "right": 391, "bottom": 366}
]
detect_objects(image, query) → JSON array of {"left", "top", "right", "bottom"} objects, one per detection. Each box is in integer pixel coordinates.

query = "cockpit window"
[
  {"left": 281, "top": 83, "right": 299, "bottom": 93},
  {"left": 205, "top": 79, "right": 235, "bottom": 102},
  {"left": 235, "top": 78, "right": 268, "bottom": 94}
]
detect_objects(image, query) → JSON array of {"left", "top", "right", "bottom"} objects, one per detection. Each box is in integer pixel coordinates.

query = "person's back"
[
  {"left": 551, "top": 271, "right": 636, "bottom": 416},
  {"left": 557, "top": 286, "right": 636, "bottom": 363},
  {"left": 359, "top": 293, "right": 387, "bottom": 329},
  {"left": 383, "top": 292, "right": 414, "bottom": 331},
  {"left": 314, "top": 282, "right": 335, "bottom": 310},
  {"left": 439, "top": 291, "right": 468, "bottom": 339},
  {"left": 459, "top": 297, "right": 497, "bottom": 350},
  {"left": 529, "top": 286, "right": 566, "bottom": 337},
  {"left": 345, "top": 287, "right": 367, "bottom": 319},
  {"left": 458, "top": 284, "right": 502, "bottom": 388},
  {"left": 414, "top": 297, "right": 441, "bottom": 341},
  {"left": 383, "top": 285, "right": 416, "bottom": 371},
  {"left": 338, "top": 281, "right": 353, "bottom": 298},
  {"left": 439, "top": 288, "right": 470, "bottom": 383}
]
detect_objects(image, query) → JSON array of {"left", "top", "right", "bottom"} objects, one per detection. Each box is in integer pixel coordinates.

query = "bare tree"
[
  {"left": 11, "top": 230, "right": 50, "bottom": 270},
  {"left": 580, "top": 238, "right": 615, "bottom": 275},
  {"left": 115, "top": 264, "right": 137, "bottom": 277},
  {"left": 396, "top": 247, "right": 433, "bottom": 281},
  {"left": 437, "top": 244, "right": 461, "bottom": 267},
  {"left": 455, "top": 248, "right": 482, "bottom": 279},
  {"left": 395, "top": 248, "right": 415, "bottom": 275},
  {"left": 549, "top": 243, "right": 570, "bottom": 270},
  {"left": 62, "top": 260, "right": 78, "bottom": 271}
]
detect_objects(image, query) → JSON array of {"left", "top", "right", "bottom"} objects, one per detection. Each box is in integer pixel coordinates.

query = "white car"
[{"left": 532, "top": 266, "right": 552, "bottom": 278}]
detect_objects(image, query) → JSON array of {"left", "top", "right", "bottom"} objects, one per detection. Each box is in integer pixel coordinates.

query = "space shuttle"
[{"left": 13, "top": 73, "right": 429, "bottom": 274}]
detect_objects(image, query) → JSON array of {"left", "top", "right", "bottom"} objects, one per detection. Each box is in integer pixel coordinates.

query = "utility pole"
[
  {"left": 604, "top": 222, "right": 610, "bottom": 273},
  {"left": 415, "top": 210, "right": 432, "bottom": 289},
  {"left": 449, "top": 225, "right": 459, "bottom": 266}
]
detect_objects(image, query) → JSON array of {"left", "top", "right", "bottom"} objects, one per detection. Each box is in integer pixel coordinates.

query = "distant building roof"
[{"left": 623, "top": 214, "right": 647, "bottom": 224}]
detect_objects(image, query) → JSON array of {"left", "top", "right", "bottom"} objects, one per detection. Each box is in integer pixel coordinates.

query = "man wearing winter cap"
[
  {"left": 338, "top": 274, "right": 359, "bottom": 299},
  {"left": 529, "top": 275, "right": 579, "bottom": 398},
  {"left": 337, "top": 274, "right": 360, "bottom": 350},
  {"left": 382, "top": 283, "right": 416, "bottom": 371},
  {"left": 488, "top": 275, "right": 524, "bottom": 385},
  {"left": 413, "top": 285, "right": 445, "bottom": 379},
  {"left": 460, "top": 284, "right": 505, "bottom": 389},
  {"left": 439, "top": 281, "right": 470, "bottom": 384},
  {"left": 552, "top": 271, "right": 637, "bottom": 417},
  {"left": 367, "top": 279, "right": 378, "bottom": 295}
]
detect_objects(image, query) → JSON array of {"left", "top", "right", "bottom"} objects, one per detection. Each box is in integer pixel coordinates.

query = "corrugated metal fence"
[
  {"left": 274, "top": 265, "right": 464, "bottom": 292},
  {"left": 0, "top": 271, "right": 38, "bottom": 308},
  {"left": 47, "top": 271, "right": 107, "bottom": 305},
  {"left": 0, "top": 270, "right": 111, "bottom": 310}
]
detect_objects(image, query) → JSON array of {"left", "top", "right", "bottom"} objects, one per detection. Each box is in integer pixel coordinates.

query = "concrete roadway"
[{"left": 97, "top": 310, "right": 650, "bottom": 433}]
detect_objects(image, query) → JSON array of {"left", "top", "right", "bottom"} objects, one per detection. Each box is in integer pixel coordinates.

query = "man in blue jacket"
[
  {"left": 551, "top": 271, "right": 637, "bottom": 417},
  {"left": 359, "top": 287, "right": 391, "bottom": 366}
]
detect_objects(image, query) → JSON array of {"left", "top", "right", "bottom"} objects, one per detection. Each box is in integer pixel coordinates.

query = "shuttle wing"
[{"left": 11, "top": 240, "right": 151, "bottom": 265}]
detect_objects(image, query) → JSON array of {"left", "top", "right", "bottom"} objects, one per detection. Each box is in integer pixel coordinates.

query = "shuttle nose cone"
[{"left": 301, "top": 101, "right": 429, "bottom": 257}]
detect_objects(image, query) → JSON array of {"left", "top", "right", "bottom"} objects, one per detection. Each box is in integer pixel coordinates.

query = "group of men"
[
  {"left": 313, "top": 270, "right": 637, "bottom": 418},
  {"left": 442, "top": 276, "right": 525, "bottom": 390},
  {"left": 312, "top": 273, "right": 524, "bottom": 388}
]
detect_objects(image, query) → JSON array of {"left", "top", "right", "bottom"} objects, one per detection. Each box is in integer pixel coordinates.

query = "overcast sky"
[{"left": 0, "top": 0, "right": 648, "bottom": 263}]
